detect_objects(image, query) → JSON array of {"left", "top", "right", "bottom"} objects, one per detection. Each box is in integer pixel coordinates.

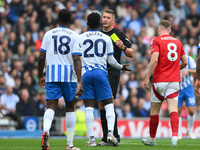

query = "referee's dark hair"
[
  {"left": 58, "top": 9, "right": 71, "bottom": 25},
  {"left": 87, "top": 12, "right": 101, "bottom": 29}
]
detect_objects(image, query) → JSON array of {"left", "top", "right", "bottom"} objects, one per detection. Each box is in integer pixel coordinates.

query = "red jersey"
[{"left": 151, "top": 35, "right": 185, "bottom": 83}]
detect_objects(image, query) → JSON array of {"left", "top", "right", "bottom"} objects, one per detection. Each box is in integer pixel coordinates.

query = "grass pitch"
[{"left": 0, "top": 138, "right": 199, "bottom": 150}]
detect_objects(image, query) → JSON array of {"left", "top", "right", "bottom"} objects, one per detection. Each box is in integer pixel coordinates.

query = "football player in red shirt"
[{"left": 142, "top": 20, "right": 187, "bottom": 147}]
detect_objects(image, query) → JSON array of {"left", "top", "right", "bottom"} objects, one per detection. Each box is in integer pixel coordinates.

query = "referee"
[{"left": 97, "top": 9, "right": 134, "bottom": 146}]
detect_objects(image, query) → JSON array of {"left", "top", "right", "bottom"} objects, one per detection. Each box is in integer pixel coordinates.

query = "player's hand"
[
  {"left": 195, "top": 79, "right": 200, "bottom": 94},
  {"left": 121, "top": 64, "right": 132, "bottom": 71},
  {"left": 39, "top": 78, "right": 45, "bottom": 88},
  {"left": 144, "top": 78, "right": 150, "bottom": 90},
  {"left": 75, "top": 82, "right": 83, "bottom": 98},
  {"left": 116, "top": 40, "right": 124, "bottom": 50},
  {"left": 182, "top": 69, "right": 188, "bottom": 78}
]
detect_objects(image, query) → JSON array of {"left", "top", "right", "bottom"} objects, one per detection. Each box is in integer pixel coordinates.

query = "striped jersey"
[
  {"left": 180, "top": 55, "right": 196, "bottom": 90},
  {"left": 78, "top": 30, "right": 114, "bottom": 75},
  {"left": 40, "top": 26, "right": 82, "bottom": 82}
]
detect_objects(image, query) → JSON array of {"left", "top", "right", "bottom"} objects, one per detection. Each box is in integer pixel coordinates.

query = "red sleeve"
[{"left": 151, "top": 37, "right": 159, "bottom": 54}]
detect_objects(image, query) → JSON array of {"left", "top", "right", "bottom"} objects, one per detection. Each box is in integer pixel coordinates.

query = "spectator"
[
  {"left": 6, "top": 68, "right": 16, "bottom": 88},
  {"left": 126, "top": 10, "right": 143, "bottom": 36},
  {"left": 22, "top": 74, "right": 36, "bottom": 97},
  {"left": 31, "top": 23, "right": 39, "bottom": 42},
  {"left": 12, "top": 42, "right": 28, "bottom": 64},
  {"left": 8, "top": 0, "right": 24, "bottom": 24},
  {"left": 126, "top": 72, "right": 138, "bottom": 89},
  {"left": 122, "top": 103, "right": 135, "bottom": 118},
  {"left": 2, "top": 23, "right": 12, "bottom": 40},
  {"left": 171, "top": 0, "right": 186, "bottom": 24},
  {"left": 149, "top": 3, "right": 161, "bottom": 27},
  {"left": 16, "top": 88, "right": 37, "bottom": 116},
  {"left": 114, "top": 97, "right": 123, "bottom": 118},
  {"left": 134, "top": 98, "right": 150, "bottom": 117},
  {"left": 136, "top": 80, "right": 146, "bottom": 99},
  {"left": 179, "top": 26, "right": 189, "bottom": 45},
  {"left": 130, "top": 95, "right": 138, "bottom": 111},
  {"left": 119, "top": 76, "right": 129, "bottom": 101},
  {"left": 187, "top": 3, "right": 200, "bottom": 30},
  {"left": 13, "top": 77, "right": 22, "bottom": 95},
  {"left": 183, "top": 37, "right": 198, "bottom": 58},
  {"left": 144, "top": 91, "right": 151, "bottom": 112},
  {"left": 24, "top": 32, "right": 34, "bottom": 50},
  {"left": 35, "top": 31, "right": 44, "bottom": 51},
  {"left": 8, "top": 32, "right": 21, "bottom": 54},
  {"left": 23, "top": 55, "right": 36, "bottom": 72},
  {"left": 42, "top": 8, "right": 56, "bottom": 29},
  {"left": 0, "top": 71, "right": 6, "bottom": 96},
  {"left": 1, "top": 62, "right": 9, "bottom": 79},
  {"left": 137, "top": 34, "right": 147, "bottom": 57},
  {"left": 0, "top": 85, "right": 23, "bottom": 129},
  {"left": 13, "top": 60, "right": 23, "bottom": 78}
]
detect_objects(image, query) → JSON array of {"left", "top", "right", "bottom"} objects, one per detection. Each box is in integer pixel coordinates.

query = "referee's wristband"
[{"left": 123, "top": 46, "right": 127, "bottom": 51}]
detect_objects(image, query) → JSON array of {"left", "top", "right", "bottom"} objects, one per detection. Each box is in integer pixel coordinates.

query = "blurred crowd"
[{"left": 1, "top": 0, "right": 200, "bottom": 126}]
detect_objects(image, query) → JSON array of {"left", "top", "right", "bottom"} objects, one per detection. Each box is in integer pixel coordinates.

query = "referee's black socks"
[
  {"left": 100, "top": 110, "right": 108, "bottom": 142},
  {"left": 100, "top": 110, "right": 120, "bottom": 143}
]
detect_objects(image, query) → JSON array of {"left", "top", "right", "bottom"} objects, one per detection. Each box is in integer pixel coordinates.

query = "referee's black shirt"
[{"left": 101, "top": 28, "right": 132, "bottom": 97}]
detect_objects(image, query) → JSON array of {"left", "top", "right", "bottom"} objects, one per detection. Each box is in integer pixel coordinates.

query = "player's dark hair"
[
  {"left": 87, "top": 12, "right": 101, "bottom": 29},
  {"left": 58, "top": 9, "right": 71, "bottom": 26},
  {"left": 103, "top": 9, "right": 115, "bottom": 18},
  {"left": 159, "top": 20, "right": 171, "bottom": 29}
]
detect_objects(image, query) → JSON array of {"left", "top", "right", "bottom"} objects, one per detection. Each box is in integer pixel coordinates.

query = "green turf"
[{"left": 0, "top": 138, "right": 199, "bottom": 150}]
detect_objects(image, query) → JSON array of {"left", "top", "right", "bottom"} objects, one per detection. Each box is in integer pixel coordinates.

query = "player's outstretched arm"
[
  {"left": 107, "top": 55, "right": 132, "bottom": 71},
  {"left": 38, "top": 51, "right": 46, "bottom": 88},
  {"left": 121, "top": 64, "right": 132, "bottom": 71},
  {"left": 72, "top": 55, "right": 83, "bottom": 97}
]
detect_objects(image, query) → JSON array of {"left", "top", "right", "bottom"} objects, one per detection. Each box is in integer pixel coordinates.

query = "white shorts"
[{"left": 151, "top": 82, "right": 179, "bottom": 103}]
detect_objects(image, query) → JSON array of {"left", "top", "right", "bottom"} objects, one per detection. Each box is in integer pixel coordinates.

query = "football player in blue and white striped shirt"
[
  {"left": 178, "top": 55, "right": 196, "bottom": 139},
  {"left": 78, "top": 12, "right": 131, "bottom": 147},
  {"left": 38, "top": 9, "right": 82, "bottom": 150}
]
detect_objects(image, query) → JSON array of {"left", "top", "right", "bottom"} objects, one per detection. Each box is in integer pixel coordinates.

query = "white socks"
[
  {"left": 43, "top": 109, "right": 55, "bottom": 134},
  {"left": 66, "top": 112, "right": 76, "bottom": 147},
  {"left": 187, "top": 114, "right": 195, "bottom": 132},
  {"left": 85, "top": 104, "right": 115, "bottom": 138},
  {"left": 178, "top": 116, "right": 182, "bottom": 136},
  {"left": 104, "top": 103, "right": 115, "bottom": 133},
  {"left": 178, "top": 114, "right": 195, "bottom": 135},
  {"left": 85, "top": 107, "right": 94, "bottom": 137}
]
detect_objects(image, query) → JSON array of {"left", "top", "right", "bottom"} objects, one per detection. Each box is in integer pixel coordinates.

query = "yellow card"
[{"left": 110, "top": 33, "right": 119, "bottom": 43}]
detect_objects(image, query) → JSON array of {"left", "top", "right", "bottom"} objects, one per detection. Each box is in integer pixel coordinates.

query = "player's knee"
[
  {"left": 47, "top": 101, "right": 58, "bottom": 111},
  {"left": 102, "top": 98, "right": 113, "bottom": 106},
  {"left": 150, "top": 109, "right": 160, "bottom": 115},
  {"left": 98, "top": 101, "right": 105, "bottom": 110},
  {"left": 178, "top": 108, "right": 182, "bottom": 116},
  {"left": 188, "top": 110, "right": 195, "bottom": 116}
]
